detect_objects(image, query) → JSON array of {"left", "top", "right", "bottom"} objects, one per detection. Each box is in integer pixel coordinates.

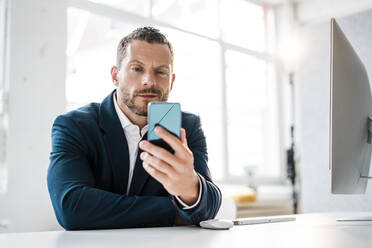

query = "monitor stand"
[{"left": 337, "top": 173, "right": 372, "bottom": 222}]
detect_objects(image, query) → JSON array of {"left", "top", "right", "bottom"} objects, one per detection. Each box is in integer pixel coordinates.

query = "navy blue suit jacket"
[{"left": 47, "top": 90, "right": 221, "bottom": 230}]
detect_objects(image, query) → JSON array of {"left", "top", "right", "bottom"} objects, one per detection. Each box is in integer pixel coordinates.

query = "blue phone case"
[{"left": 148, "top": 102, "right": 181, "bottom": 153}]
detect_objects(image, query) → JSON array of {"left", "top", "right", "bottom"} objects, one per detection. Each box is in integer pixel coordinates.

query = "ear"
[
  {"left": 111, "top": 66, "right": 119, "bottom": 87},
  {"left": 170, "top": 73, "right": 176, "bottom": 91}
]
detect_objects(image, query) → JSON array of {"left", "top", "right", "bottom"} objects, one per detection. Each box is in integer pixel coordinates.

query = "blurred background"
[{"left": 1, "top": 0, "right": 372, "bottom": 233}]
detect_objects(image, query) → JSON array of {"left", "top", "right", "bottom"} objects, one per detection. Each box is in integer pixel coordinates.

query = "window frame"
[{"left": 67, "top": 0, "right": 287, "bottom": 185}]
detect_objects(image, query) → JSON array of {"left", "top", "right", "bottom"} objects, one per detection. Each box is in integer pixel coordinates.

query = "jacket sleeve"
[
  {"left": 47, "top": 115, "right": 176, "bottom": 230},
  {"left": 173, "top": 115, "right": 222, "bottom": 225}
]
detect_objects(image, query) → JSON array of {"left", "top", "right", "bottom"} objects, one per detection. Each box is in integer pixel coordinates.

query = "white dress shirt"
[{"left": 113, "top": 94, "right": 201, "bottom": 209}]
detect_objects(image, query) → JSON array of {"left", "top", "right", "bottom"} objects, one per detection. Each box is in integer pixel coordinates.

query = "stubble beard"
[{"left": 119, "top": 86, "right": 170, "bottom": 117}]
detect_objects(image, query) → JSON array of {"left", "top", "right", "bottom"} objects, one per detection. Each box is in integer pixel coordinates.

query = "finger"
[
  {"left": 140, "top": 152, "right": 177, "bottom": 176},
  {"left": 139, "top": 140, "right": 182, "bottom": 170},
  {"left": 180, "top": 128, "right": 188, "bottom": 147},
  {"left": 143, "top": 161, "right": 168, "bottom": 184},
  {"left": 154, "top": 126, "right": 183, "bottom": 153}
]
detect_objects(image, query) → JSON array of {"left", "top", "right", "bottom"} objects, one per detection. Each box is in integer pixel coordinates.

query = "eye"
[
  {"left": 156, "top": 70, "right": 168, "bottom": 75},
  {"left": 131, "top": 66, "right": 143, "bottom": 72}
]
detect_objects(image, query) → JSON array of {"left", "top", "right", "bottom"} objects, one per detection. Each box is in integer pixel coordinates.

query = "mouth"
[{"left": 138, "top": 94, "right": 158, "bottom": 100}]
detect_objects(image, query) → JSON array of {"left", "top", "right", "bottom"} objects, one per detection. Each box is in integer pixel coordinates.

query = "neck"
[{"left": 120, "top": 103, "right": 147, "bottom": 130}]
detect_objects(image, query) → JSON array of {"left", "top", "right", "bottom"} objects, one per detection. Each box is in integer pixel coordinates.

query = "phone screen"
[{"left": 147, "top": 102, "right": 181, "bottom": 153}]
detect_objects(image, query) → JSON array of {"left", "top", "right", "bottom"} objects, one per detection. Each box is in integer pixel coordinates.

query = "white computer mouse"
[{"left": 199, "top": 219, "right": 234, "bottom": 230}]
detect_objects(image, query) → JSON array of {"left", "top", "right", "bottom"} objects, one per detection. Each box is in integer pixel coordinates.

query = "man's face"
[{"left": 113, "top": 40, "right": 175, "bottom": 117}]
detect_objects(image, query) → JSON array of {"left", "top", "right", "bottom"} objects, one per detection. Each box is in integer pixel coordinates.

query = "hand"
[{"left": 139, "top": 126, "right": 199, "bottom": 205}]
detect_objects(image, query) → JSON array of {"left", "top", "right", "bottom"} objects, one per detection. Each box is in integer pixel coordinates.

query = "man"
[{"left": 47, "top": 27, "right": 221, "bottom": 230}]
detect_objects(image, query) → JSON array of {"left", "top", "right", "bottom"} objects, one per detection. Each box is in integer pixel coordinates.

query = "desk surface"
[{"left": 1, "top": 212, "right": 372, "bottom": 248}]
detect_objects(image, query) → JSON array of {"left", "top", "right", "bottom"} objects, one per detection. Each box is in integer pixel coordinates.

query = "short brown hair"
[{"left": 116, "top": 27, "right": 174, "bottom": 69}]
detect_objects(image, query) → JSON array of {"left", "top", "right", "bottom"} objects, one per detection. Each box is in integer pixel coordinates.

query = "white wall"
[
  {"left": 296, "top": 8, "right": 372, "bottom": 212},
  {"left": 0, "top": 0, "right": 66, "bottom": 232},
  {"left": 296, "top": 0, "right": 372, "bottom": 25}
]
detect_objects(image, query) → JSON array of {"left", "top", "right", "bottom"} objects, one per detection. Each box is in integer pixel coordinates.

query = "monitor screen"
[{"left": 330, "top": 18, "right": 372, "bottom": 194}]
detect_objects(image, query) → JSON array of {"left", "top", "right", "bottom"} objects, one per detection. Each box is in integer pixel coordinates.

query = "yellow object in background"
[{"left": 230, "top": 187, "right": 257, "bottom": 204}]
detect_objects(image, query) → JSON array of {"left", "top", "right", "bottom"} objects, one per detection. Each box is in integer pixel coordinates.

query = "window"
[
  {"left": 152, "top": 0, "right": 219, "bottom": 39},
  {"left": 221, "top": 0, "right": 265, "bottom": 51},
  {"left": 66, "top": 7, "right": 126, "bottom": 110},
  {"left": 225, "top": 50, "right": 280, "bottom": 179},
  {"left": 67, "top": 0, "right": 280, "bottom": 183},
  {"left": 0, "top": 0, "right": 9, "bottom": 193}
]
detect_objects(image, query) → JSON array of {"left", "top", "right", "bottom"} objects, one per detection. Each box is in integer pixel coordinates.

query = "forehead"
[{"left": 124, "top": 40, "right": 172, "bottom": 66}]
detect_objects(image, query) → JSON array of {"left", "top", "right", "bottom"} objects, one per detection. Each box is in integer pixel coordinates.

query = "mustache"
[{"left": 134, "top": 88, "right": 162, "bottom": 96}]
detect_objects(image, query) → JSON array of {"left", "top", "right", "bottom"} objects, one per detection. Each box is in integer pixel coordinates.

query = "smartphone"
[{"left": 148, "top": 102, "right": 181, "bottom": 154}]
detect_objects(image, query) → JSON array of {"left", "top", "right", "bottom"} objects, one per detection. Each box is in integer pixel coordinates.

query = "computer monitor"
[{"left": 330, "top": 18, "right": 372, "bottom": 194}]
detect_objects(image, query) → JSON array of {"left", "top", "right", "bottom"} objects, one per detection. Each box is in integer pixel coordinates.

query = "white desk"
[{"left": 1, "top": 212, "right": 372, "bottom": 248}]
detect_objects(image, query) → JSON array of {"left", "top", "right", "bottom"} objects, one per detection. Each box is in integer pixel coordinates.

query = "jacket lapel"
[
  {"left": 99, "top": 90, "right": 130, "bottom": 194},
  {"left": 129, "top": 133, "right": 150, "bottom": 195}
]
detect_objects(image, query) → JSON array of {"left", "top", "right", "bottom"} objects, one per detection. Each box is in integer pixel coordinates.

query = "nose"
[{"left": 142, "top": 71, "right": 156, "bottom": 86}]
